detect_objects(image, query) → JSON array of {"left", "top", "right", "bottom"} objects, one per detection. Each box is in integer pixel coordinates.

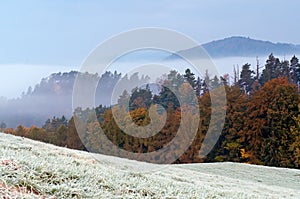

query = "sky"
[{"left": 1, "top": 0, "right": 300, "bottom": 98}]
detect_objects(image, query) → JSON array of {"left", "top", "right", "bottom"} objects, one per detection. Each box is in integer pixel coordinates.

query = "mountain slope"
[
  {"left": 172, "top": 36, "right": 300, "bottom": 58},
  {"left": 1, "top": 133, "right": 300, "bottom": 198}
]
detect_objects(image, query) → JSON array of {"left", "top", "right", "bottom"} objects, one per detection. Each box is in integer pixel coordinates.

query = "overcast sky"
[
  {"left": 1, "top": 0, "right": 300, "bottom": 98},
  {"left": 1, "top": 0, "right": 300, "bottom": 66}
]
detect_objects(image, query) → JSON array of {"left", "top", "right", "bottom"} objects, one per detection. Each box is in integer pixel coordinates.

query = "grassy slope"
[{"left": 0, "top": 133, "right": 300, "bottom": 199}]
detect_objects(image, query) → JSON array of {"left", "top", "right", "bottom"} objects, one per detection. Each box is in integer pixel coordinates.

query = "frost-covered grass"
[{"left": 0, "top": 133, "right": 300, "bottom": 198}]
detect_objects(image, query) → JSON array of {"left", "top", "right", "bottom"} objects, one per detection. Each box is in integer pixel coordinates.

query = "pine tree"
[
  {"left": 259, "top": 54, "right": 280, "bottom": 85},
  {"left": 118, "top": 90, "right": 130, "bottom": 108},
  {"left": 129, "top": 85, "right": 153, "bottom": 110},
  {"left": 195, "top": 77, "right": 202, "bottom": 96},
  {"left": 183, "top": 69, "right": 196, "bottom": 89},
  {"left": 211, "top": 75, "right": 220, "bottom": 89},
  {"left": 157, "top": 70, "right": 183, "bottom": 109},
  {"left": 239, "top": 63, "right": 254, "bottom": 93},
  {"left": 202, "top": 70, "right": 210, "bottom": 93},
  {"left": 290, "top": 55, "right": 300, "bottom": 85},
  {"left": 280, "top": 60, "right": 290, "bottom": 79}
]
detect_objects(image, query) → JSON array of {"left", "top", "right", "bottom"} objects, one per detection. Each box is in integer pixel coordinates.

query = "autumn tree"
[
  {"left": 210, "top": 86, "right": 248, "bottom": 162},
  {"left": 289, "top": 107, "right": 300, "bottom": 168},
  {"left": 244, "top": 78, "right": 299, "bottom": 166},
  {"left": 28, "top": 126, "right": 47, "bottom": 142},
  {"left": 15, "top": 125, "right": 28, "bottom": 137},
  {"left": 66, "top": 117, "right": 85, "bottom": 150},
  {"left": 54, "top": 124, "right": 68, "bottom": 146}
]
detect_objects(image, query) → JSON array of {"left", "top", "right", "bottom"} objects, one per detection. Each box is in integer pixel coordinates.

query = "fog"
[
  {"left": 0, "top": 54, "right": 296, "bottom": 128},
  {"left": 0, "top": 64, "right": 79, "bottom": 99},
  {"left": 1, "top": 52, "right": 293, "bottom": 99}
]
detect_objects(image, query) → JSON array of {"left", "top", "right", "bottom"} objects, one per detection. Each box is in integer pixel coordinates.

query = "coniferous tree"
[
  {"left": 195, "top": 77, "right": 202, "bottom": 96},
  {"left": 129, "top": 85, "right": 153, "bottom": 110},
  {"left": 118, "top": 90, "right": 130, "bottom": 107},
  {"left": 183, "top": 69, "right": 196, "bottom": 89},
  {"left": 260, "top": 54, "right": 280, "bottom": 85},
  {"left": 280, "top": 60, "right": 290, "bottom": 79},
  {"left": 157, "top": 70, "right": 183, "bottom": 109},
  {"left": 290, "top": 55, "right": 300, "bottom": 85},
  {"left": 211, "top": 75, "right": 220, "bottom": 89},
  {"left": 202, "top": 70, "right": 210, "bottom": 93},
  {"left": 239, "top": 63, "right": 254, "bottom": 93}
]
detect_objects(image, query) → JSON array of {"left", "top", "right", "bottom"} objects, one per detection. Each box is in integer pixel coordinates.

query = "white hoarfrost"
[{"left": 0, "top": 133, "right": 300, "bottom": 198}]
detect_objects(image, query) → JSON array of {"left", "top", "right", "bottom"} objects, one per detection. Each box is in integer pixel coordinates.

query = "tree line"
[{"left": 2, "top": 54, "right": 300, "bottom": 168}]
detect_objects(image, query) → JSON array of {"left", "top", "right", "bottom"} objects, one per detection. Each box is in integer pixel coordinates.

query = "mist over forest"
[{"left": 0, "top": 70, "right": 156, "bottom": 128}]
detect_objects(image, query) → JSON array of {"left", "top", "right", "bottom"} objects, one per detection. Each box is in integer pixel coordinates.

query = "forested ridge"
[{"left": 2, "top": 54, "right": 300, "bottom": 169}]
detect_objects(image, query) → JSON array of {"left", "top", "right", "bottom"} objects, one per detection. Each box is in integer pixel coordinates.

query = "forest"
[{"left": 1, "top": 53, "right": 300, "bottom": 169}]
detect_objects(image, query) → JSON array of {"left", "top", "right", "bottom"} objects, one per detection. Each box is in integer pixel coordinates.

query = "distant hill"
[{"left": 171, "top": 36, "right": 300, "bottom": 58}]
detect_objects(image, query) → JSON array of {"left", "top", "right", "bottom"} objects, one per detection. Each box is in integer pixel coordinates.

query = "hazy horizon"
[
  {"left": 1, "top": 54, "right": 296, "bottom": 99},
  {"left": 1, "top": 1, "right": 300, "bottom": 98}
]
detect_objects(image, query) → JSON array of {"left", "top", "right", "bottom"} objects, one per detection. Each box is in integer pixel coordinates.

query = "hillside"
[
  {"left": 1, "top": 133, "right": 300, "bottom": 198},
  {"left": 0, "top": 71, "right": 151, "bottom": 128},
  {"left": 170, "top": 36, "right": 300, "bottom": 58}
]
